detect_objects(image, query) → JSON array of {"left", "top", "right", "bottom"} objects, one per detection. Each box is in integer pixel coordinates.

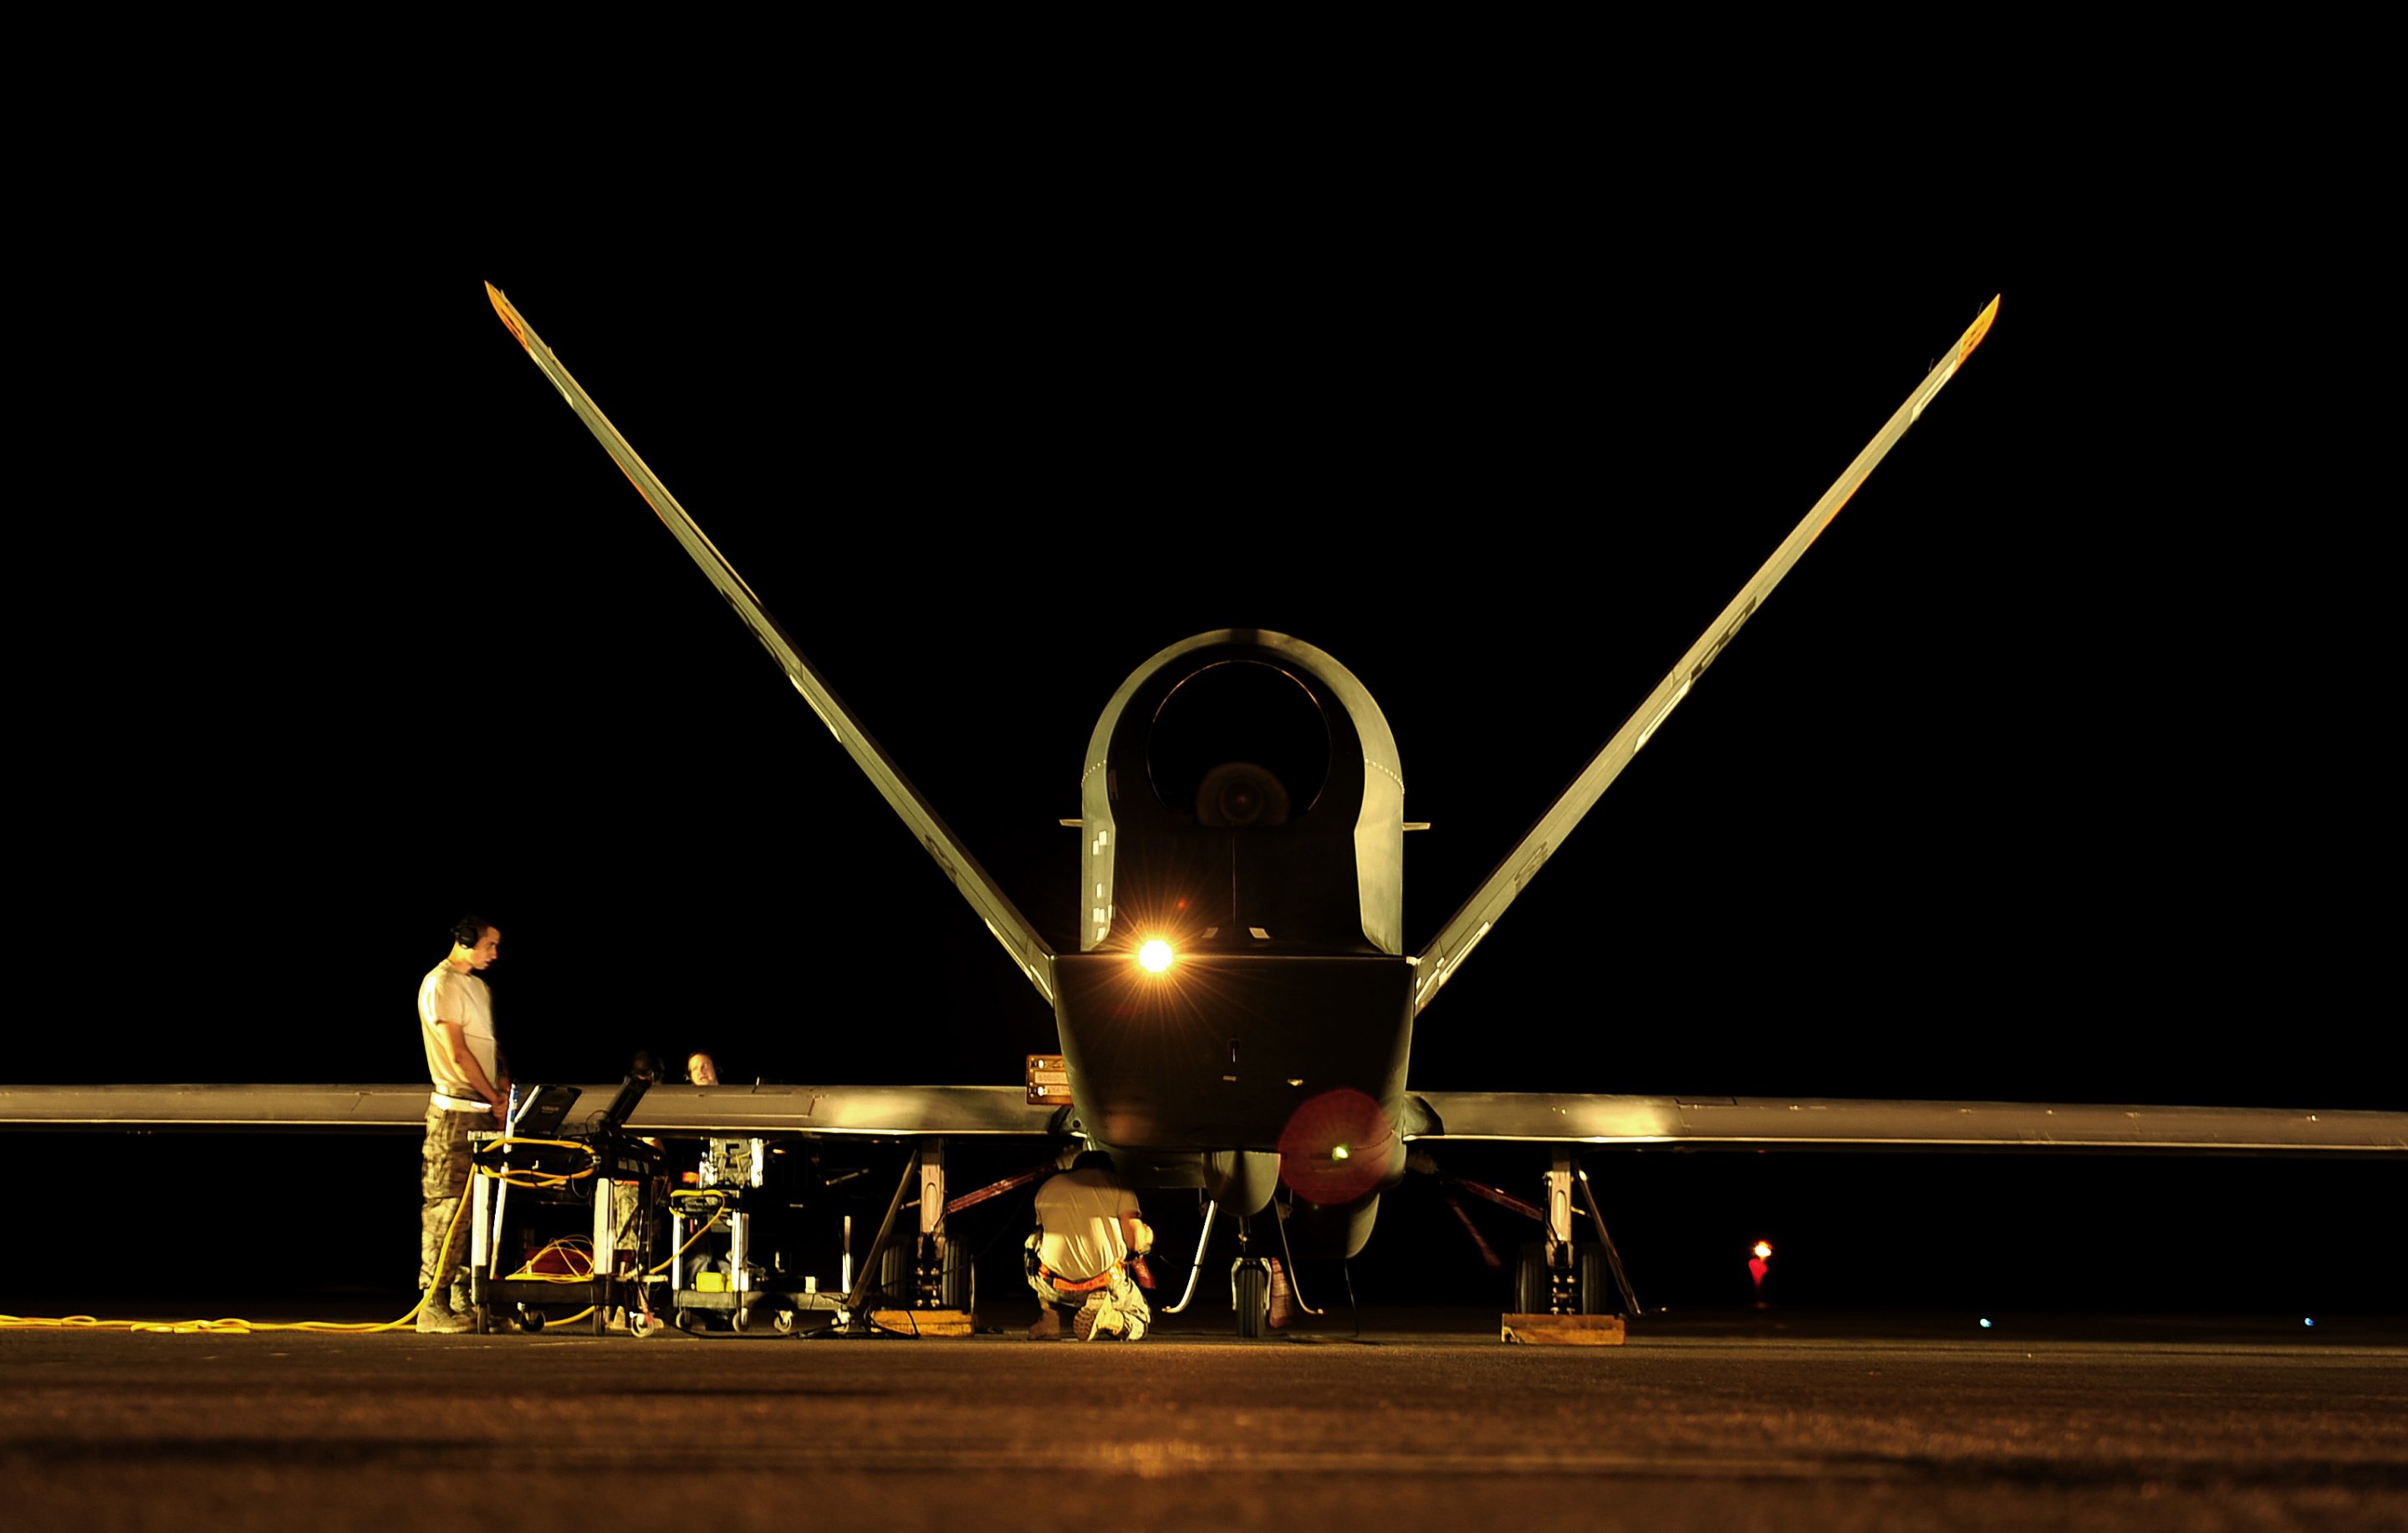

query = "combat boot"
[
  {"left": 416, "top": 1298, "right": 473, "bottom": 1335},
  {"left": 1076, "top": 1296, "right": 1127, "bottom": 1341}
]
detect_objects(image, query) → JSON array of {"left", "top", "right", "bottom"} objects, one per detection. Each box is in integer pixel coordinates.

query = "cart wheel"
[
  {"left": 472, "top": 1305, "right": 491, "bottom": 1336},
  {"left": 593, "top": 1303, "right": 610, "bottom": 1336},
  {"left": 773, "top": 1309, "right": 798, "bottom": 1336},
  {"left": 518, "top": 1306, "right": 546, "bottom": 1334},
  {"left": 630, "top": 1311, "right": 660, "bottom": 1339},
  {"left": 675, "top": 1309, "right": 696, "bottom": 1332},
  {"left": 730, "top": 1305, "right": 752, "bottom": 1334}
]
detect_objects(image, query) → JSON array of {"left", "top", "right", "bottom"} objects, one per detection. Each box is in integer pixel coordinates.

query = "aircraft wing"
[
  {"left": 1407, "top": 1091, "right": 2408, "bottom": 1154},
  {"left": 13, "top": 1084, "right": 2397, "bottom": 1156},
  {"left": 484, "top": 283, "right": 1056, "bottom": 1005},
  {"left": 0, "top": 1083, "right": 1056, "bottom": 1137},
  {"left": 1412, "top": 297, "right": 2002, "bottom": 1014}
]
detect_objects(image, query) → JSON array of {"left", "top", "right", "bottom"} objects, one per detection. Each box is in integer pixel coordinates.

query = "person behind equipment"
[
  {"left": 416, "top": 914, "right": 509, "bottom": 1336},
  {"left": 612, "top": 1050, "right": 667, "bottom": 1295},
  {"left": 1028, "top": 1149, "right": 1153, "bottom": 1341}
]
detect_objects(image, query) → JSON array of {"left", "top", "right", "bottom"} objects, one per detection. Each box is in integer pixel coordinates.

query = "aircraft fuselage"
[
  {"left": 1054, "top": 951, "right": 1414, "bottom": 1154},
  {"left": 1058, "top": 630, "right": 1416, "bottom": 1233}
]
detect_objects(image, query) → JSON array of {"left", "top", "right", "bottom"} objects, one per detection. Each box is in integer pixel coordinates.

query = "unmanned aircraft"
[{"left": 4, "top": 287, "right": 2399, "bottom": 1337}]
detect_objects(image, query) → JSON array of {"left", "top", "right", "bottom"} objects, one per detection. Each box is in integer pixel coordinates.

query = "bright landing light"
[{"left": 1137, "top": 939, "right": 1174, "bottom": 973}]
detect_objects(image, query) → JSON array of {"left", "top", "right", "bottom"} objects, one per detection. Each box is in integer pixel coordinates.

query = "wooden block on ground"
[
  {"left": 1501, "top": 1313, "right": 1625, "bottom": 1346},
  {"left": 870, "top": 1308, "right": 976, "bottom": 1336}
]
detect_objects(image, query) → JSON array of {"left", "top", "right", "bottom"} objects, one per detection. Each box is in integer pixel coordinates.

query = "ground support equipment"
[{"left": 467, "top": 1132, "right": 659, "bottom": 1336}]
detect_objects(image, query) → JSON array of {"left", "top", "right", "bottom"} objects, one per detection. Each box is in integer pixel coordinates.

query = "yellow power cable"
[
  {"left": 0, "top": 1139, "right": 629, "bottom": 1335},
  {"left": 477, "top": 1137, "right": 599, "bottom": 1190},
  {"left": 482, "top": 1202, "right": 728, "bottom": 1331},
  {"left": 657, "top": 1207, "right": 725, "bottom": 1273},
  {"left": 507, "top": 1237, "right": 599, "bottom": 1281},
  {"left": 0, "top": 1178, "right": 474, "bottom": 1335}
]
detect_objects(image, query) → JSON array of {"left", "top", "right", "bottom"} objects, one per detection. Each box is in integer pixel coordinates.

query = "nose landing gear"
[{"left": 1230, "top": 1215, "right": 1273, "bottom": 1339}]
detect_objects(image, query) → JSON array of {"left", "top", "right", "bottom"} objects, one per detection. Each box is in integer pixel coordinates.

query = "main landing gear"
[{"left": 1513, "top": 1148, "right": 1641, "bottom": 1321}]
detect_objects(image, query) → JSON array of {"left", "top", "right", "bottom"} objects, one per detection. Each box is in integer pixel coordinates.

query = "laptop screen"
[
  {"left": 589, "top": 1076, "right": 650, "bottom": 1135},
  {"left": 508, "top": 1085, "right": 580, "bottom": 1138}
]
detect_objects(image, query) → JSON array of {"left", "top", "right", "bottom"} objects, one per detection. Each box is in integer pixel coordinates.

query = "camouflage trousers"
[
  {"left": 1028, "top": 1251, "right": 1151, "bottom": 1341},
  {"left": 612, "top": 1183, "right": 640, "bottom": 1256},
  {"left": 419, "top": 1104, "right": 487, "bottom": 1295}
]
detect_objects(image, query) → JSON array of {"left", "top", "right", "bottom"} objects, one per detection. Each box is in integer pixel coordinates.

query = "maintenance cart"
[{"left": 464, "top": 1084, "right": 662, "bottom": 1335}]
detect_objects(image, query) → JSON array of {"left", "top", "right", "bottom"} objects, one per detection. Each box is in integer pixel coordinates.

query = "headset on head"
[{"left": 451, "top": 915, "right": 493, "bottom": 951}]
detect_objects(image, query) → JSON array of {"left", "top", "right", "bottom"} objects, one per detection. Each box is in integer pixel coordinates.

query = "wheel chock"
[
  {"left": 1501, "top": 1313, "right": 1625, "bottom": 1346},
  {"left": 869, "top": 1307, "right": 977, "bottom": 1336}
]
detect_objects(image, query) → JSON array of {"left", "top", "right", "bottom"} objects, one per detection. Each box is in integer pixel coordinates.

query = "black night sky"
[{"left": 19, "top": 188, "right": 2397, "bottom": 1315}]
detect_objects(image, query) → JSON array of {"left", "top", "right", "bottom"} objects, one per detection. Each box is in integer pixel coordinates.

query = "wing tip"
[
  {"left": 485, "top": 279, "right": 530, "bottom": 350},
  {"left": 1959, "top": 293, "right": 2001, "bottom": 363}
]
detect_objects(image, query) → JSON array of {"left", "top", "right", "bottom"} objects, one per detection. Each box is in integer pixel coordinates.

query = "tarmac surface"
[{"left": 5, "top": 1301, "right": 2405, "bottom": 1532}]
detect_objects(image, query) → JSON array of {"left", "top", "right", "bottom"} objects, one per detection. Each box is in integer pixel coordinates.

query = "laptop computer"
[
  {"left": 584, "top": 1076, "right": 650, "bottom": 1137},
  {"left": 508, "top": 1084, "right": 580, "bottom": 1138}
]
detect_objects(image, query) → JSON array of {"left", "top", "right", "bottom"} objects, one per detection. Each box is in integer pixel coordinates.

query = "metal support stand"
[
  {"left": 470, "top": 1147, "right": 493, "bottom": 1284},
  {"left": 669, "top": 1202, "right": 688, "bottom": 1295},
  {"left": 591, "top": 1162, "right": 612, "bottom": 1287},
  {"left": 729, "top": 1198, "right": 750, "bottom": 1295}
]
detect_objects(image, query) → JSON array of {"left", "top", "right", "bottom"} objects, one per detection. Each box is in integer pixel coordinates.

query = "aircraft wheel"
[
  {"left": 876, "top": 1239, "right": 913, "bottom": 1304},
  {"left": 1580, "top": 1246, "right": 1611, "bottom": 1315},
  {"left": 940, "top": 1241, "right": 971, "bottom": 1311},
  {"left": 1513, "top": 1242, "right": 1550, "bottom": 1315},
  {"left": 1233, "top": 1262, "right": 1270, "bottom": 1339},
  {"left": 1515, "top": 1243, "right": 1613, "bottom": 1315},
  {"left": 876, "top": 1239, "right": 970, "bottom": 1309}
]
